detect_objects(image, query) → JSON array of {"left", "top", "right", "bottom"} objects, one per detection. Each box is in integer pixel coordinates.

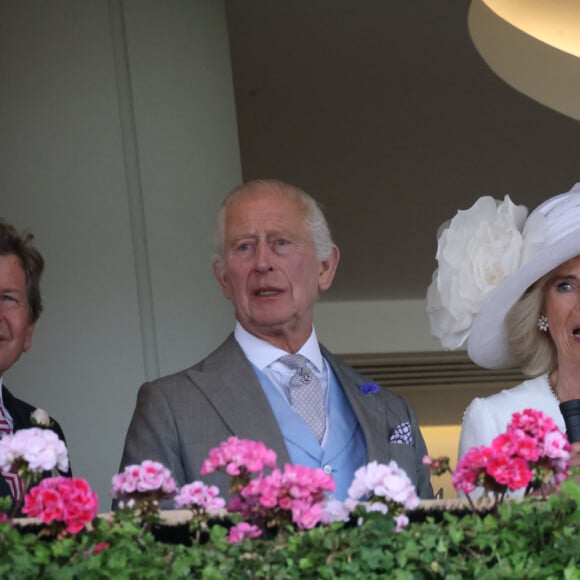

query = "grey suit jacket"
[{"left": 119, "top": 334, "right": 433, "bottom": 502}]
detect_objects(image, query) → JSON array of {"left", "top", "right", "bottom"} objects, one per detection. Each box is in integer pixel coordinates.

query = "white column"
[{"left": 0, "top": 0, "right": 241, "bottom": 508}]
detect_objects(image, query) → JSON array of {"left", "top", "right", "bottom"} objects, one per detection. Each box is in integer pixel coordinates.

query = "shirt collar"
[{"left": 234, "top": 322, "right": 324, "bottom": 372}]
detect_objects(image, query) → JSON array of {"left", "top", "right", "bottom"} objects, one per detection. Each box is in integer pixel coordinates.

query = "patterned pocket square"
[{"left": 388, "top": 422, "right": 413, "bottom": 445}]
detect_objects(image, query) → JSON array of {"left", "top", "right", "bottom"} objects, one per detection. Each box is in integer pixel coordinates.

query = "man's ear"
[
  {"left": 213, "top": 259, "right": 232, "bottom": 299},
  {"left": 23, "top": 322, "right": 36, "bottom": 353},
  {"left": 318, "top": 245, "right": 340, "bottom": 292}
]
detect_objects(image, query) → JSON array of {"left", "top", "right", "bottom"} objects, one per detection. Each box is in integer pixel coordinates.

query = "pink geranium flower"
[
  {"left": 343, "top": 459, "right": 419, "bottom": 531},
  {"left": 112, "top": 460, "right": 177, "bottom": 526},
  {"left": 508, "top": 409, "right": 557, "bottom": 439},
  {"left": 348, "top": 460, "right": 420, "bottom": 510},
  {"left": 0, "top": 428, "right": 69, "bottom": 474},
  {"left": 174, "top": 481, "right": 225, "bottom": 514},
  {"left": 543, "top": 431, "right": 570, "bottom": 459},
  {"left": 235, "top": 464, "right": 335, "bottom": 530},
  {"left": 452, "top": 409, "right": 572, "bottom": 499},
  {"left": 320, "top": 497, "right": 351, "bottom": 524},
  {"left": 23, "top": 476, "right": 98, "bottom": 535},
  {"left": 487, "top": 455, "right": 532, "bottom": 490},
  {"left": 393, "top": 514, "right": 409, "bottom": 533},
  {"left": 84, "top": 542, "right": 110, "bottom": 556},
  {"left": 202, "top": 438, "right": 420, "bottom": 536},
  {"left": 227, "top": 522, "right": 262, "bottom": 543},
  {"left": 422, "top": 455, "right": 450, "bottom": 476},
  {"left": 201, "top": 438, "right": 335, "bottom": 535},
  {"left": 136, "top": 460, "right": 177, "bottom": 494},
  {"left": 201, "top": 437, "right": 277, "bottom": 477},
  {"left": 452, "top": 446, "right": 494, "bottom": 495},
  {"left": 112, "top": 460, "right": 176, "bottom": 500}
]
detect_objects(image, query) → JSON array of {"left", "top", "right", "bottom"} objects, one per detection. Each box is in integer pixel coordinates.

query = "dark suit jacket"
[
  {"left": 0, "top": 385, "right": 71, "bottom": 507},
  {"left": 119, "top": 334, "right": 433, "bottom": 503}
]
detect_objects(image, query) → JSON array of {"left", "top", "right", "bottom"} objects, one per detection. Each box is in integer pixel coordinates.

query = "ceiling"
[{"left": 225, "top": 1, "right": 580, "bottom": 301}]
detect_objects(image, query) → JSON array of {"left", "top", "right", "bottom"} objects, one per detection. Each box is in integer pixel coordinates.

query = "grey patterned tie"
[{"left": 279, "top": 354, "right": 326, "bottom": 443}]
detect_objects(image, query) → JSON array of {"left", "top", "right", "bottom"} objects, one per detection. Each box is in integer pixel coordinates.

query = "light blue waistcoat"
[{"left": 252, "top": 363, "right": 367, "bottom": 499}]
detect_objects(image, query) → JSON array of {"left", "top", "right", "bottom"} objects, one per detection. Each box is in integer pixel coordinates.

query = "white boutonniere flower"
[{"left": 30, "top": 408, "right": 52, "bottom": 428}]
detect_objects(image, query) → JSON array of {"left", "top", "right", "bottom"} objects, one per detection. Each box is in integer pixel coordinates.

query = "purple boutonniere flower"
[{"left": 359, "top": 382, "right": 380, "bottom": 395}]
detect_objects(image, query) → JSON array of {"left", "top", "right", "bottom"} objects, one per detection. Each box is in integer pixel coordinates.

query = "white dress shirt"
[{"left": 234, "top": 322, "right": 330, "bottom": 444}]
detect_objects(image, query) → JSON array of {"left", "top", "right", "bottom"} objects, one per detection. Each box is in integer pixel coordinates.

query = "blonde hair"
[{"left": 506, "top": 272, "right": 557, "bottom": 377}]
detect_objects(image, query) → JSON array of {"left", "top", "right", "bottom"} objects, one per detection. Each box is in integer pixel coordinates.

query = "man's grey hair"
[{"left": 213, "top": 179, "right": 335, "bottom": 272}]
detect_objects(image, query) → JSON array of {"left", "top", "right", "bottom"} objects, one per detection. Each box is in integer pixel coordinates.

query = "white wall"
[
  {"left": 121, "top": 0, "right": 242, "bottom": 376},
  {"left": 315, "top": 298, "right": 441, "bottom": 354},
  {"left": 1, "top": 0, "right": 241, "bottom": 509}
]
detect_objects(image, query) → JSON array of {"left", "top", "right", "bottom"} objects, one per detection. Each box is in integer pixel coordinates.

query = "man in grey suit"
[{"left": 119, "top": 180, "right": 433, "bottom": 501}]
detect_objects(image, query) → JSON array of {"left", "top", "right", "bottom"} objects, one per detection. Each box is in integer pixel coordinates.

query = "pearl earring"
[{"left": 538, "top": 314, "right": 549, "bottom": 332}]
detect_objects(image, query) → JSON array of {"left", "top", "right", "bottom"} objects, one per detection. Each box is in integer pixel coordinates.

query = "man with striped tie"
[{"left": 0, "top": 219, "right": 70, "bottom": 510}]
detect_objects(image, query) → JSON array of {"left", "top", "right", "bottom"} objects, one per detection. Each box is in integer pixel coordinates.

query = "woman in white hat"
[{"left": 427, "top": 183, "right": 580, "bottom": 468}]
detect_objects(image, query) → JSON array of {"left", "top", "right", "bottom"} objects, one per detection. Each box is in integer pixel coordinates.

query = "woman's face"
[{"left": 543, "top": 255, "right": 580, "bottom": 365}]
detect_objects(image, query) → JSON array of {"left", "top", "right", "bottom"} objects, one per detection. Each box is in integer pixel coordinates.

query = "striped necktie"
[{"left": 0, "top": 409, "right": 23, "bottom": 502}]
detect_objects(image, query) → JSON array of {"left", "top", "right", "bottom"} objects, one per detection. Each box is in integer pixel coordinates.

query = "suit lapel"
[
  {"left": 183, "top": 336, "right": 399, "bottom": 469},
  {"left": 322, "top": 347, "right": 392, "bottom": 465},
  {"left": 2, "top": 386, "right": 33, "bottom": 431},
  {"left": 185, "top": 335, "right": 292, "bottom": 465}
]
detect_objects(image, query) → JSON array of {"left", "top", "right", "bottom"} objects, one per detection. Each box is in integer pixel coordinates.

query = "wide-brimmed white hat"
[{"left": 427, "top": 182, "right": 580, "bottom": 369}]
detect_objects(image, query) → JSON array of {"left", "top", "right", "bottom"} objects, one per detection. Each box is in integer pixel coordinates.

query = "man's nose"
[{"left": 254, "top": 241, "right": 273, "bottom": 271}]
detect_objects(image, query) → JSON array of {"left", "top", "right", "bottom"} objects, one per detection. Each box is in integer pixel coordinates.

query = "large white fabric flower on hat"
[{"left": 427, "top": 195, "right": 528, "bottom": 349}]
